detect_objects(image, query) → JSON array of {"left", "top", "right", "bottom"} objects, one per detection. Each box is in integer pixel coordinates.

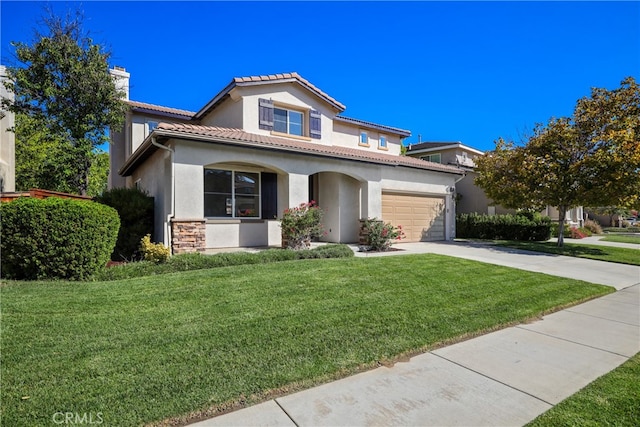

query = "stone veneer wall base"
[{"left": 171, "top": 219, "right": 206, "bottom": 254}]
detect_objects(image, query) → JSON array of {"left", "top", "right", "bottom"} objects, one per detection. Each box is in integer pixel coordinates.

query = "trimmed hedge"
[
  {"left": 0, "top": 197, "right": 120, "bottom": 280},
  {"left": 93, "top": 244, "right": 354, "bottom": 281},
  {"left": 456, "top": 213, "right": 551, "bottom": 241},
  {"left": 95, "top": 187, "right": 154, "bottom": 261}
]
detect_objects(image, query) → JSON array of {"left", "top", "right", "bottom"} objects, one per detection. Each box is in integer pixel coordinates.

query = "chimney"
[{"left": 109, "top": 66, "right": 130, "bottom": 100}]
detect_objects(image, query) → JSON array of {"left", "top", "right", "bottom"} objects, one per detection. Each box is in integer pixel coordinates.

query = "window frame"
[
  {"left": 273, "top": 106, "right": 305, "bottom": 136},
  {"left": 145, "top": 120, "right": 159, "bottom": 137},
  {"left": 421, "top": 153, "right": 442, "bottom": 164},
  {"left": 204, "top": 168, "right": 261, "bottom": 219},
  {"left": 378, "top": 134, "right": 388, "bottom": 150},
  {"left": 359, "top": 131, "right": 369, "bottom": 147}
]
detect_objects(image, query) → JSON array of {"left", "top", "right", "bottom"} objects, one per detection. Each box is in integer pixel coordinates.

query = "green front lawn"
[
  {"left": 600, "top": 234, "right": 640, "bottom": 245},
  {"left": 528, "top": 352, "right": 640, "bottom": 426},
  {"left": 1, "top": 255, "right": 612, "bottom": 426},
  {"left": 495, "top": 241, "right": 640, "bottom": 266}
]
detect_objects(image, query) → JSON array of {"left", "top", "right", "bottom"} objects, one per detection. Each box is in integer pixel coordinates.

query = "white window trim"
[
  {"left": 359, "top": 130, "right": 369, "bottom": 147},
  {"left": 273, "top": 105, "right": 305, "bottom": 137},
  {"left": 204, "top": 168, "right": 261, "bottom": 219},
  {"left": 378, "top": 134, "right": 388, "bottom": 150}
]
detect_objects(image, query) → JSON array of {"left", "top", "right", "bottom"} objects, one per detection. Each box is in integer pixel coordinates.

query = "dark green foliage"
[
  {"left": 3, "top": 10, "right": 127, "bottom": 195},
  {"left": 0, "top": 197, "right": 119, "bottom": 280},
  {"left": 603, "top": 226, "right": 640, "bottom": 233},
  {"left": 93, "top": 244, "right": 354, "bottom": 281},
  {"left": 95, "top": 187, "right": 154, "bottom": 261},
  {"left": 457, "top": 213, "right": 551, "bottom": 241}
]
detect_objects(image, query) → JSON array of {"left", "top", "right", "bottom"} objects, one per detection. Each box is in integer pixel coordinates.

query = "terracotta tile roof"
[
  {"left": 334, "top": 116, "right": 411, "bottom": 137},
  {"left": 195, "top": 72, "right": 346, "bottom": 119},
  {"left": 120, "top": 122, "right": 464, "bottom": 177},
  {"left": 126, "top": 100, "right": 195, "bottom": 118}
]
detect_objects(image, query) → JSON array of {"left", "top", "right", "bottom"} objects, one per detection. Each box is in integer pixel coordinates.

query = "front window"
[
  {"left": 274, "top": 107, "right": 303, "bottom": 136},
  {"left": 204, "top": 169, "right": 260, "bottom": 218}
]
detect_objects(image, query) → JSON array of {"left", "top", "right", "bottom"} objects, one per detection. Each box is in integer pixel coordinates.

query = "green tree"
[
  {"left": 2, "top": 9, "right": 126, "bottom": 195},
  {"left": 87, "top": 150, "right": 109, "bottom": 197},
  {"left": 14, "top": 112, "right": 75, "bottom": 193},
  {"left": 476, "top": 77, "right": 640, "bottom": 246}
]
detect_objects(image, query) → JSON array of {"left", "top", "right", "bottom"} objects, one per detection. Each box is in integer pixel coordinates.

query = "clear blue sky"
[{"left": 2, "top": 1, "right": 638, "bottom": 151}]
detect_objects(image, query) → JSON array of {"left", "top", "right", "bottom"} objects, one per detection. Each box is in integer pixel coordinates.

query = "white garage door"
[{"left": 382, "top": 192, "right": 446, "bottom": 242}]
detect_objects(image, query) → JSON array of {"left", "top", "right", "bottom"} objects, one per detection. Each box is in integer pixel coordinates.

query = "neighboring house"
[
  {"left": 406, "top": 141, "right": 584, "bottom": 227},
  {"left": 109, "top": 68, "right": 464, "bottom": 253},
  {"left": 0, "top": 65, "right": 16, "bottom": 192}
]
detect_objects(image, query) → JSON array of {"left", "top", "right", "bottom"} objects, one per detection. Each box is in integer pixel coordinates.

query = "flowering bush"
[
  {"left": 361, "top": 218, "right": 405, "bottom": 251},
  {"left": 280, "top": 201, "right": 324, "bottom": 250},
  {"left": 569, "top": 227, "right": 589, "bottom": 239}
]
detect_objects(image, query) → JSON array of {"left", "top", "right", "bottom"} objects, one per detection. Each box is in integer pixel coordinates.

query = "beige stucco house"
[
  {"left": 0, "top": 65, "right": 16, "bottom": 192},
  {"left": 406, "top": 141, "right": 584, "bottom": 227},
  {"left": 109, "top": 68, "right": 464, "bottom": 252}
]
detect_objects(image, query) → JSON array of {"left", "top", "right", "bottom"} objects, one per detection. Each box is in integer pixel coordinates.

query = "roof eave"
[
  {"left": 334, "top": 116, "right": 411, "bottom": 138},
  {"left": 119, "top": 130, "right": 462, "bottom": 177}
]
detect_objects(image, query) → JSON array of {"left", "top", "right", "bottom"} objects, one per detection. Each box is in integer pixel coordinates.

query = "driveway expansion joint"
[{"left": 563, "top": 307, "right": 640, "bottom": 327}]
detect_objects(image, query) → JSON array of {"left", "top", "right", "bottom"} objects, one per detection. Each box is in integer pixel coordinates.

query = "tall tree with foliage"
[
  {"left": 1, "top": 9, "right": 126, "bottom": 195},
  {"left": 476, "top": 77, "right": 640, "bottom": 246}
]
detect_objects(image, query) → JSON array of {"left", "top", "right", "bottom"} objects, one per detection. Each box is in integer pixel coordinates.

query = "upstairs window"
[
  {"left": 421, "top": 153, "right": 442, "bottom": 163},
  {"left": 274, "top": 107, "right": 303, "bottom": 136},
  {"left": 146, "top": 120, "right": 159, "bottom": 137},
  {"left": 359, "top": 131, "right": 369, "bottom": 146},
  {"left": 259, "top": 98, "right": 321, "bottom": 139},
  {"left": 379, "top": 135, "right": 388, "bottom": 149}
]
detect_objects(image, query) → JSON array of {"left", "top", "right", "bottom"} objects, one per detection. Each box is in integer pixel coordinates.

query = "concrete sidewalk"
[{"left": 191, "top": 242, "right": 640, "bottom": 427}]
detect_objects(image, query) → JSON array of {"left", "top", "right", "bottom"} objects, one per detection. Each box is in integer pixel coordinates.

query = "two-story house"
[
  {"left": 406, "top": 141, "right": 584, "bottom": 227},
  {"left": 109, "top": 68, "right": 464, "bottom": 253}
]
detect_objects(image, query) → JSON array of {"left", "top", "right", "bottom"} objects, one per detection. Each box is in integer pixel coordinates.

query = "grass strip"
[
  {"left": 527, "top": 352, "right": 640, "bottom": 427},
  {"left": 495, "top": 241, "right": 640, "bottom": 266},
  {"left": 1, "top": 254, "right": 613, "bottom": 426},
  {"left": 600, "top": 234, "right": 640, "bottom": 245}
]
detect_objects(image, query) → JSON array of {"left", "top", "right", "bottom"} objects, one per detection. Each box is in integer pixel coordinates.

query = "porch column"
[
  {"left": 280, "top": 172, "right": 309, "bottom": 211},
  {"left": 360, "top": 180, "right": 381, "bottom": 219}
]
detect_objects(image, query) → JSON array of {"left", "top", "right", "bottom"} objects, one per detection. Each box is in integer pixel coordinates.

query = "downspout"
[
  {"left": 151, "top": 137, "right": 175, "bottom": 252},
  {"left": 450, "top": 172, "right": 466, "bottom": 240}
]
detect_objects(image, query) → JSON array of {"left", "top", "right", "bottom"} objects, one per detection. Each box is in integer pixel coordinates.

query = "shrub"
[
  {"left": 360, "top": 218, "right": 405, "bottom": 251},
  {"left": 551, "top": 223, "right": 571, "bottom": 238},
  {"left": 280, "top": 201, "right": 324, "bottom": 250},
  {"left": 456, "top": 213, "right": 551, "bottom": 241},
  {"left": 140, "top": 235, "right": 170, "bottom": 264},
  {"left": 0, "top": 197, "right": 119, "bottom": 280},
  {"left": 583, "top": 219, "right": 603, "bottom": 235},
  {"left": 569, "top": 227, "right": 589, "bottom": 239},
  {"left": 93, "top": 244, "right": 353, "bottom": 281},
  {"left": 95, "top": 187, "right": 154, "bottom": 261}
]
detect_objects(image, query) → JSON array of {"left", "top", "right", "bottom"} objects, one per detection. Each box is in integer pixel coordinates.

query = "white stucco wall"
[
  {"left": 134, "top": 137, "right": 460, "bottom": 249},
  {"left": 197, "top": 82, "right": 405, "bottom": 156},
  {"left": 0, "top": 65, "right": 15, "bottom": 192},
  {"left": 131, "top": 148, "right": 171, "bottom": 245},
  {"left": 199, "top": 95, "right": 244, "bottom": 129}
]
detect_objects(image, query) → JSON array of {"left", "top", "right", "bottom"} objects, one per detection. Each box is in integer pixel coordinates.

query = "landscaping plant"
[
  {"left": 95, "top": 187, "right": 154, "bottom": 261},
  {"left": 360, "top": 218, "right": 405, "bottom": 251},
  {"left": 0, "top": 197, "right": 120, "bottom": 280},
  {"left": 140, "top": 235, "right": 170, "bottom": 264},
  {"left": 280, "top": 200, "right": 324, "bottom": 250}
]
